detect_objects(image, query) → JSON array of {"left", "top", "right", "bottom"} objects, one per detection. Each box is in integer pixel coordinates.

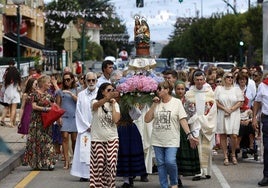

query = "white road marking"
[{"left": 212, "top": 164, "right": 231, "bottom": 188}]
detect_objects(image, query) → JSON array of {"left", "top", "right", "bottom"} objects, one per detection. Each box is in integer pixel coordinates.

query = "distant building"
[
  {"left": 76, "top": 18, "right": 102, "bottom": 45},
  {"left": 1, "top": 0, "right": 47, "bottom": 57}
]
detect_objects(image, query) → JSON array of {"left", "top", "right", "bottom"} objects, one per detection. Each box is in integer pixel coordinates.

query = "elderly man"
[
  {"left": 70, "top": 72, "right": 98, "bottom": 182},
  {"left": 184, "top": 70, "right": 217, "bottom": 181}
]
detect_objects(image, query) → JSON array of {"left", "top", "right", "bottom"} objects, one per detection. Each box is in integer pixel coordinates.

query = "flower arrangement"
[{"left": 116, "top": 74, "right": 163, "bottom": 111}]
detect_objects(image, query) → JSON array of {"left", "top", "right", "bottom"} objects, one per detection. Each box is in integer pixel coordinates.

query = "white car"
[{"left": 212, "top": 62, "right": 236, "bottom": 72}]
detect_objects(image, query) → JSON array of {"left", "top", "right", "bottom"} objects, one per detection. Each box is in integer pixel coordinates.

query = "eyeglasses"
[
  {"left": 226, "top": 76, "right": 233, "bottom": 79},
  {"left": 87, "top": 79, "right": 96, "bottom": 82},
  {"left": 216, "top": 80, "right": 222, "bottom": 83},
  {"left": 106, "top": 88, "right": 115, "bottom": 92},
  {"left": 64, "top": 78, "right": 71, "bottom": 82}
]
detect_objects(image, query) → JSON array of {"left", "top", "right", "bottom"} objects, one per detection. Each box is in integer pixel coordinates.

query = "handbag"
[{"left": 41, "top": 103, "right": 65, "bottom": 128}]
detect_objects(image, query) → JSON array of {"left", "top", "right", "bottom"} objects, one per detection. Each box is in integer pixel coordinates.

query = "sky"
[{"left": 44, "top": 0, "right": 258, "bottom": 42}]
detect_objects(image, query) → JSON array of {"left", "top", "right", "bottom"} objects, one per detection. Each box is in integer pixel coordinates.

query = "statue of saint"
[{"left": 134, "top": 16, "right": 150, "bottom": 45}]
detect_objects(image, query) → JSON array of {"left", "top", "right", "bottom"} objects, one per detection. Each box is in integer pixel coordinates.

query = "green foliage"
[
  {"left": 45, "top": 0, "right": 81, "bottom": 53},
  {"left": 45, "top": 0, "right": 130, "bottom": 61},
  {"left": 86, "top": 41, "right": 103, "bottom": 61},
  {"left": 119, "top": 92, "right": 155, "bottom": 112},
  {"left": 161, "top": 6, "right": 262, "bottom": 66}
]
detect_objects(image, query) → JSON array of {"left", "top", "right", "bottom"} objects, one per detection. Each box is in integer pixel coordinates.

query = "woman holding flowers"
[
  {"left": 144, "top": 80, "right": 198, "bottom": 188},
  {"left": 90, "top": 83, "right": 120, "bottom": 188}
]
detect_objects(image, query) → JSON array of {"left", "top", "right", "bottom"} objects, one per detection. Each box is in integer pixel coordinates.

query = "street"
[{"left": 0, "top": 147, "right": 265, "bottom": 188}]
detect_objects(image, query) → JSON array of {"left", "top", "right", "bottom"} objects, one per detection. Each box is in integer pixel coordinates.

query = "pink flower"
[{"left": 116, "top": 75, "right": 158, "bottom": 93}]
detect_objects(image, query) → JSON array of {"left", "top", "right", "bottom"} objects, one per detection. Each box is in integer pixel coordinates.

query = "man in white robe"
[
  {"left": 185, "top": 70, "right": 217, "bottom": 181},
  {"left": 70, "top": 72, "right": 98, "bottom": 181}
]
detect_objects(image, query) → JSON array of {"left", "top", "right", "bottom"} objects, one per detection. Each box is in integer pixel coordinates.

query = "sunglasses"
[
  {"left": 64, "top": 78, "right": 71, "bottom": 82},
  {"left": 106, "top": 88, "right": 115, "bottom": 92},
  {"left": 87, "top": 79, "right": 96, "bottom": 82},
  {"left": 216, "top": 80, "right": 222, "bottom": 83},
  {"left": 253, "top": 74, "right": 259, "bottom": 77},
  {"left": 226, "top": 76, "right": 233, "bottom": 79},
  {"left": 157, "top": 86, "right": 165, "bottom": 91}
]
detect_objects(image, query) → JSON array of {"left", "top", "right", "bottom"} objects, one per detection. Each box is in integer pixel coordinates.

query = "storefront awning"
[{"left": 4, "top": 32, "right": 46, "bottom": 50}]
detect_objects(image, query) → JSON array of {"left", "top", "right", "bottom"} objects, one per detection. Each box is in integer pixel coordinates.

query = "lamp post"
[
  {"left": 239, "top": 41, "right": 244, "bottom": 67},
  {"left": 13, "top": 0, "right": 24, "bottom": 71}
]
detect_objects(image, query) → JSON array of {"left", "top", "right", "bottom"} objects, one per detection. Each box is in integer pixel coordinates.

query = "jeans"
[
  {"left": 153, "top": 146, "right": 178, "bottom": 188},
  {"left": 262, "top": 115, "right": 268, "bottom": 177}
]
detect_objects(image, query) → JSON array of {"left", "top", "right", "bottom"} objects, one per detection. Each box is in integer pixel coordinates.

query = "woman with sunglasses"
[
  {"left": 145, "top": 80, "right": 198, "bottom": 188},
  {"left": 56, "top": 72, "right": 78, "bottom": 169},
  {"left": 90, "top": 83, "right": 120, "bottom": 188},
  {"left": 214, "top": 72, "right": 244, "bottom": 166}
]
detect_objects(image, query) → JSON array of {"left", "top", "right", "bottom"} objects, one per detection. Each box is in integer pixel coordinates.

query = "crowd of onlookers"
[{"left": 1, "top": 58, "right": 268, "bottom": 188}]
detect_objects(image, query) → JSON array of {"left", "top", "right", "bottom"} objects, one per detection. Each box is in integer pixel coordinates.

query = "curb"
[{"left": 0, "top": 149, "right": 24, "bottom": 180}]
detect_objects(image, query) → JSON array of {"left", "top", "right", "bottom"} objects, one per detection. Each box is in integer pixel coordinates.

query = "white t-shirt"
[
  {"left": 255, "top": 82, "right": 268, "bottom": 115},
  {"left": 97, "top": 75, "right": 111, "bottom": 88},
  {"left": 151, "top": 97, "right": 187, "bottom": 147},
  {"left": 91, "top": 99, "right": 120, "bottom": 142}
]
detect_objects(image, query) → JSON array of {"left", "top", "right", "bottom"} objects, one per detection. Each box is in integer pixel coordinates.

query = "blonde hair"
[
  {"left": 37, "top": 75, "right": 50, "bottom": 88},
  {"left": 221, "top": 72, "right": 233, "bottom": 86}
]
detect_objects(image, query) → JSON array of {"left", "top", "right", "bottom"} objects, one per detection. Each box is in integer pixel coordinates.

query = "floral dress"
[{"left": 23, "top": 91, "right": 56, "bottom": 169}]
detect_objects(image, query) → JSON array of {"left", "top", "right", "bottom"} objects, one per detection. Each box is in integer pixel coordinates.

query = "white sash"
[{"left": 80, "top": 131, "right": 91, "bottom": 164}]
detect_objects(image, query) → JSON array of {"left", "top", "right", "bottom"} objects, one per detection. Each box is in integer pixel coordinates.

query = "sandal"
[
  {"left": 0, "top": 121, "right": 7, "bottom": 126},
  {"left": 224, "top": 158, "right": 229, "bottom": 166},
  {"left": 232, "top": 156, "right": 238, "bottom": 165},
  {"left": 8, "top": 123, "right": 15, "bottom": 128},
  {"left": 63, "top": 161, "right": 70, "bottom": 170}
]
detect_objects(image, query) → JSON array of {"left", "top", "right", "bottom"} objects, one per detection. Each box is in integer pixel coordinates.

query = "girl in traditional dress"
[{"left": 174, "top": 80, "right": 200, "bottom": 187}]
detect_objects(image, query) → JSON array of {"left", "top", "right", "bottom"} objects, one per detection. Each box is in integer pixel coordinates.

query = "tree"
[
  {"left": 45, "top": 0, "right": 130, "bottom": 61},
  {"left": 45, "top": 0, "right": 81, "bottom": 53},
  {"left": 161, "top": 6, "right": 262, "bottom": 66}
]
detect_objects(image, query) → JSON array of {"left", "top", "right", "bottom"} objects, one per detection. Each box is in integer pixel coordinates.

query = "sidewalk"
[{"left": 0, "top": 118, "right": 26, "bottom": 180}]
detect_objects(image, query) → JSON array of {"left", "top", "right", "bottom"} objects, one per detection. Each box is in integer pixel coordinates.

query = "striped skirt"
[{"left": 90, "top": 139, "right": 119, "bottom": 188}]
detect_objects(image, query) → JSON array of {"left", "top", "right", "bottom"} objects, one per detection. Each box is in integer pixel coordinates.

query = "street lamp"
[
  {"left": 239, "top": 41, "right": 244, "bottom": 67},
  {"left": 13, "top": 0, "right": 25, "bottom": 72}
]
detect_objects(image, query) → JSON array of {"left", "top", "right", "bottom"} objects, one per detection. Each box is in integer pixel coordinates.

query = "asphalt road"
[{"left": 0, "top": 146, "right": 265, "bottom": 188}]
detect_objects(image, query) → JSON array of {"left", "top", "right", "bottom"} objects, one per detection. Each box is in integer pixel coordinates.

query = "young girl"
[
  {"left": 174, "top": 80, "right": 200, "bottom": 187},
  {"left": 18, "top": 78, "right": 37, "bottom": 137}
]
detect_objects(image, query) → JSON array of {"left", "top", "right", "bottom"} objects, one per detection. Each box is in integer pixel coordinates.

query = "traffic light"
[
  {"left": 178, "top": 0, "right": 183, "bottom": 3},
  {"left": 136, "top": 0, "right": 144, "bottom": 7}
]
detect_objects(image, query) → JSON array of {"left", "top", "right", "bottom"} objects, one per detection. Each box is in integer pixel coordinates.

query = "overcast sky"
[{"left": 45, "top": 0, "right": 258, "bottom": 42}]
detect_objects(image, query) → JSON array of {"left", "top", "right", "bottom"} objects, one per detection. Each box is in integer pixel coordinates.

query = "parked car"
[
  {"left": 173, "top": 57, "right": 187, "bottom": 70},
  {"left": 212, "top": 62, "right": 236, "bottom": 72},
  {"left": 154, "top": 58, "right": 170, "bottom": 73},
  {"left": 199, "top": 61, "right": 212, "bottom": 71},
  {"left": 183, "top": 61, "right": 199, "bottom": 72},
  {"left": 91, "top": 62, "right": 102, "bottom": 73}
]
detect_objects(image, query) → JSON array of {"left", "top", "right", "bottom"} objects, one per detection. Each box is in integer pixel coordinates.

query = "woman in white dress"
[{"left": 214, "top": 72, "right": 244, "bottom": 166}]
